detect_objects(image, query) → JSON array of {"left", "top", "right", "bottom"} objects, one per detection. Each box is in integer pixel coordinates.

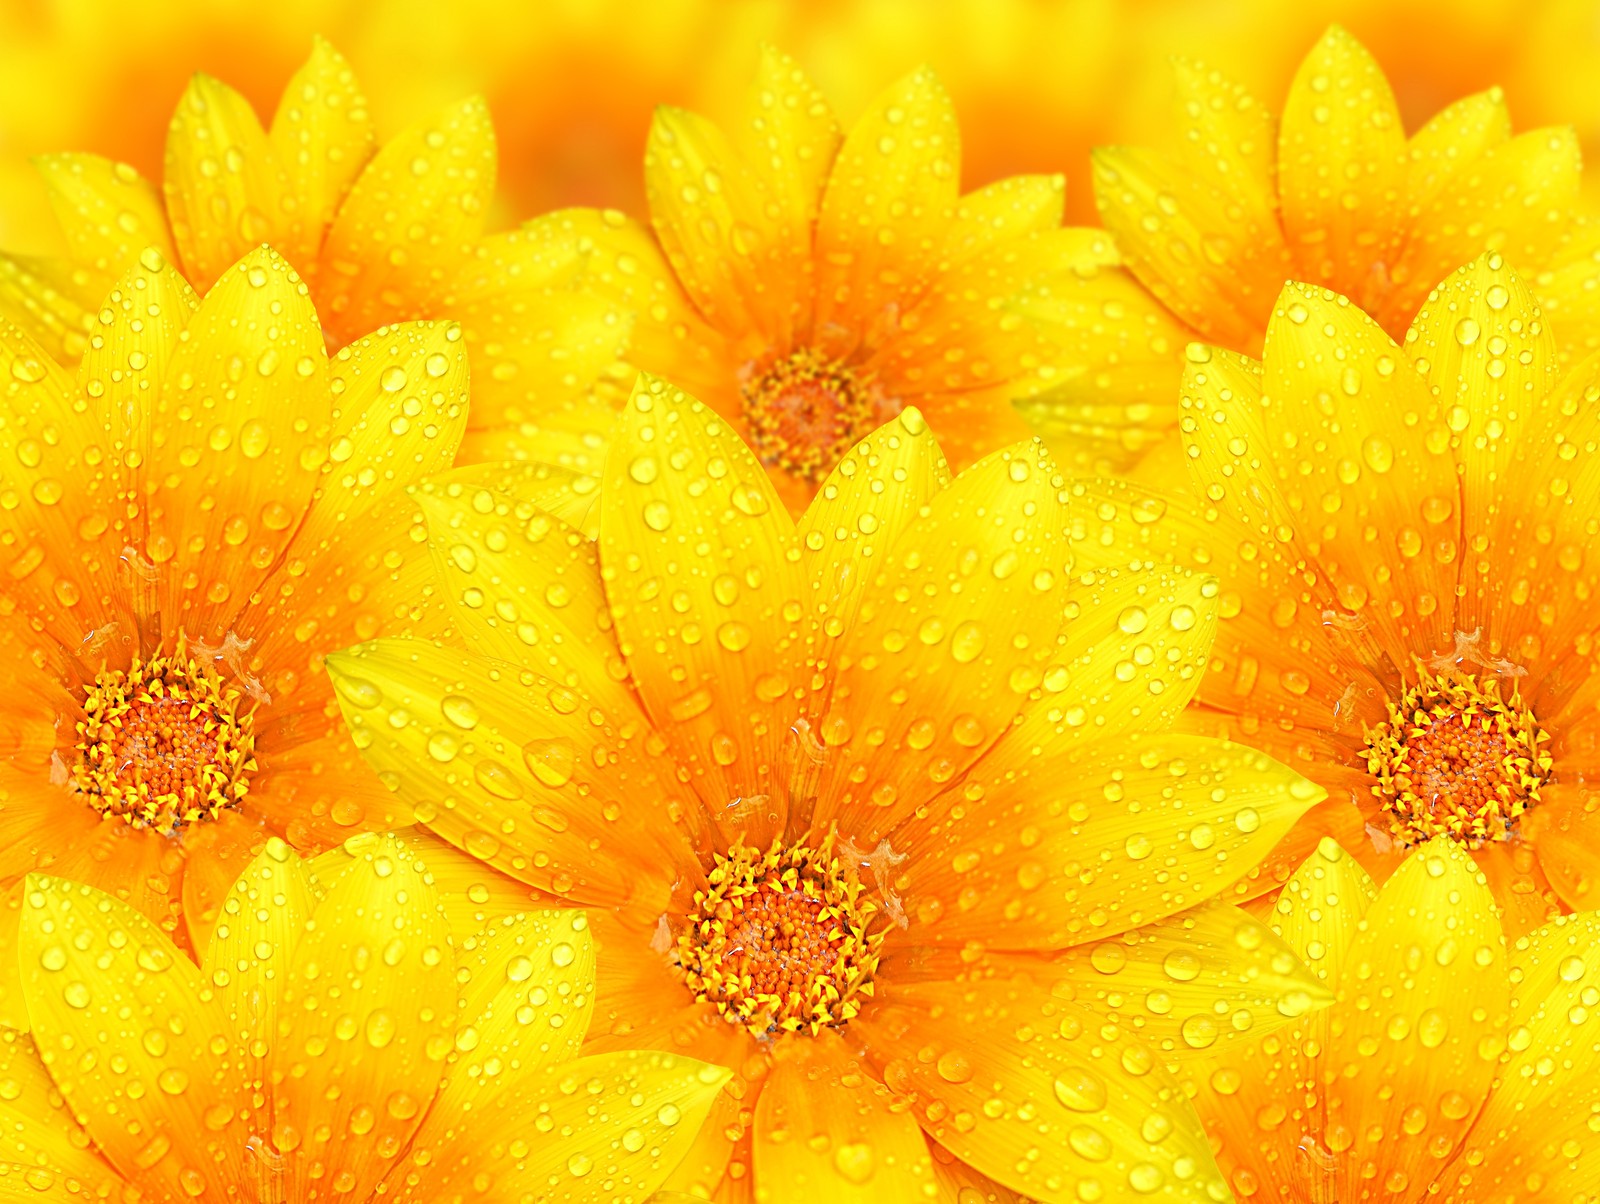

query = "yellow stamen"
[
  {"left": 739, "top": 347, "right": 877, "bottom": 483},
  {"left": 1363, "top": 667, "right": 1551, "bottom": 848},
  {"left": 676, "top": 836, "right": 884, "bottom": 1038},
  {"left": 74, "top": 649, "right": 257, "bottom": 836}
]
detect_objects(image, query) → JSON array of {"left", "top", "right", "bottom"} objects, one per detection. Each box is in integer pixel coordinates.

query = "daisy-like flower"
[
  {"left": 1018, "top": 24, "right": 1600, "bottom": 471},
  {"left": 479, "top": 48, "right": 1094, "bottom": 514},
  {"left": 0, "top": 242, "right": 471, "bottom": 1024},
  {"left": 1189, "top": 835, "right": 1600, "bottom": 1203},
  {"left": 0, "top": 831, "right": 728, "bottom": 1200},
  {"left": 0, "top": 37, "right": 623, "bottom": 469},
  {"left": 328, "top": 374, "right": 1330, "bottom": 1202},
  {"left": 1175, "top": 251, "right": 1600, "bottom": 929}
]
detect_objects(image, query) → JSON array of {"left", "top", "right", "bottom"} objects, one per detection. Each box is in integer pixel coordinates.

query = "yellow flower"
[
  {"left": 327, "top": 374, "right": 1330, "bottom": 1202},
  {"left": 1019, "top": 24, "right": 1600, "bottom": 472},
  {"left": 0, "top": 832, "right": 728, "bottom": 1200},
  {"left": 0, "top": 38, "right": 624, "bottom": 470},
  {"left": 1174, "top": 252, "right": 1600, "bottom": 929},
  {"left": 0, "top": 243, "right": 467, "bottom": 1025},
  {"left": 476, "top": 48, "right": 1094, "bottom": 514},
  {"left": 1188, "top": 836, "right": 1600, "bottom": 1204}
]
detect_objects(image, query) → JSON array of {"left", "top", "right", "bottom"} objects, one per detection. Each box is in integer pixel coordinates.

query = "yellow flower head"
[
  {"left": 1020, "top": 24, "right": 1600, "bottom": 470},
  {"left": 476, "top": 47, "right": 1095, "bottom": 514},
  {"left": 1177, "top": 252, "right": 1600, "bottom": 929},
  {"left": 0, "top": 242, "right": 470, "bottom": 1024},
  {"left": 1189, "top": 836, "right": 1600, "bottom": 1204},
  {"left": 1, "top": 832, "right": 728, "bottom": 1200},
  {"left": 328, "top": 374, "right": 1329, "bottom": 1202},
  {"left": 0, "top": 38, "right": 624, "bottom": 467}
]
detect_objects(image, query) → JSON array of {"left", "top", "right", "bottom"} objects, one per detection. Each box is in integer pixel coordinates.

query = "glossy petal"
[
  {"left": 0, "top": 1027, "right": 122, "bottom": 1200},
  {"left": 35, "top": 153, "right": 174, "bottom": 276}
]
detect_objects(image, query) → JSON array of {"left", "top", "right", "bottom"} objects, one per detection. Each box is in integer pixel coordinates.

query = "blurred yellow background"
[{"left": 3, "top": 0, "right": 1597, "bottom": 253}]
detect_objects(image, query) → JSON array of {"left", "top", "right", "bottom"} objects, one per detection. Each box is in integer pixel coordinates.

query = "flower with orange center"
[
  {"left": 472, "top": 48, "right": 1097, "bottom": 514},
  {"left": 1017, "top": 24, "right": 1600, "bottom": 473},
  {"left": 0, "top": 832, "right": 729, "bottom": 1201},
  {"left": 327, "top": 374, "right": 1331, "bottom": 1203},
  {"left": 1163, "top": 251, "right": 1600, "bottom": 931},
  {"left": 0, "top": 241, "right": 474, "bottom": 1026},
  {"left": 0, "top": 37, "right": 625, "bottom": 472},
  {"left": 1187, "top": 836, "right": 1600, "bottom": 1204}
]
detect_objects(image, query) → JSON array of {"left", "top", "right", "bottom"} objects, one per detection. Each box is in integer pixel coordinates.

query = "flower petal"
[
  {"left": 600, "top": 375, "right": 800, "bottom": 842},
  {"left": 34, "top": 153, "right": 174, "bottom": 276},
  {"left": 1405, "top": 89, "right": 1513, "bottom": 213},
  {"left": 858, "top": 973, "right": 1223, "bottom": 1204},
  {"left": 163, "top": 73, "right": 288, "bottom": 291},
  {"left": 19, "top": 871, "right": 236, "bottom": 1197},
  {"left": 813, "top": 68, "right": 960, "bottom": 356},
  {"left": 385, "top": 1049, "right": 731, "bottom": 1204},
  {"left": 1047, "top": 903, "right": 1331, "bottom": 1057},
  {"left": 271, "top": 833, "right": 454, "bottom": 1203},
  {"left": 267, "top": 37, "right": 377, "bottom": 269},
  {"left": 319, "top": 96, "right": 495, "bottom": 340},
  {"left": 0, "top": 1027, "right": 125, "bottom": 1199},
  {"left": 328, "top": 637, "right": 697, "bottom": 907},
  {"left": 1265, "top": 838, "right": 1379, "bottom": 987},
  {"left": 752, "top": 1036, "right": 935, "bottom": 1202},
  {"left": 1277, "top": 27, "right": 1406, "bottom": 303},
  {"left": 149, "top": 245, "right": 330, "bottom": 641},
  {"left": 899, "top": 733, "right": 1323, "bottom": 946},
  {"left": 0, "top": 253, "right": 101, "bottom": 363}
]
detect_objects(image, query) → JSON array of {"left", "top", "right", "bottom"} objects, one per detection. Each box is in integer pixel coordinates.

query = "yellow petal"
[
  {"left": 267, "top": 37, "right": 377, "bottom": 269},
  {"left": 813, "top": 67, "right": 960, "bottom": 352},
  {"left": 1405, "top": 253, "right": 1557, "bottom": 641},
  {"left": 811, "top": 438, "right": 1066, "bottom": 839},
  {"left": 1260, "top": 280, "right": 1458, "bottom": 660},
  {"left": 328, "top": 638, "right": 696, "bottom": 907},
  {"left": 752, "top": 1038, "right": 935, "bottom": 1202},
  {"left": 945, "top": 175, "right": 1065, "bottom": 260},
  {"left": 794, "top": 407, "right": 950, "bottom": 667},
  {"left": 1277, "top": 27, "right": 1406, "bottom": 300},
  {"left": 903, "top": 733, "right": 1323, "bottom": 946},
  {"left": 34, "top": 153, "right": 175, "bottom": 276},
  {"left": 1405, "top": 88, "right": 1513, "bottom": 213},
  {"left": 19, "top": 872, "right": 236, "bottom": 1197},
  {"left": 411, "top": 466, "right": 629, "bottom": 710},
  {"left": 735, "top": 45, "right": 841, "bottom": 264},
  {"left": 1266, "top": 838, "right": 1378, "bottom": 987},
  {"left": 600, "top": 374, "right": 800, "bottom": 844},
  {"left": 1168, "top": 59, "right": 1277, "bottom": 218},
  {"left": 0, "top": 253, "right": 101, "bottom": 364},
  {"left": 429, "top": 908, "right": 596, "bottom": 1118},
  {"left": 858, "top": 975, "right": 1223, "bottom": 1204},
  {"left": 384, "top": 1050, "right": 731, "bottom": 1204},
  {"left": 148, "top": 245, "right": 329, "bottom": 640},
  {"left": 0, "top": 1027, "right": 124, "bottom": 1199},
  {"left": 163, "top": 73, "right": 288, "bottom": 292},
  {"left": 1048, "top": 903, "right": 1331, "bottom": 1057},
  {"left": 270, "top": 832, "right": 454, "bottom": 1203},
  {"left": 319, "top": 96, "right": 495, "bottom": 340},
  {"left": 1444, "top": 913, "right": 1600, "bottom": 1202}
]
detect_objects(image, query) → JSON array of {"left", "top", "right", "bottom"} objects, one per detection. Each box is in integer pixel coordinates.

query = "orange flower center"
[
  {"left": 74, "top": 653, "right": 257, "bottom": 836},
  {"left": 676, "top": 838, "right": 884, "bottom": 1037},
  {"left": 740, "top": 347, "right": 877, "bottom": 483},
  {"left": 1363, "top": 669, "right": 1551, "bottom": 848}
]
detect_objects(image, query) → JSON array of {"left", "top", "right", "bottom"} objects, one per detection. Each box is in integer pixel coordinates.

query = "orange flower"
[
  {"left": 475, "top": 48, "right": 1092, "bottom": 514},
  {"left": 0, "top": 243, "right": 466, "bottom": 1023},
  {"left": 328, "top": 375, "right": 1330, "bottom": 1202},
  {"left": 1019, "top": 25, "right": 1600, "bottom": 472},
  {"left": 1189, "top": 836, "right": 1600, "bottom": 1204},
  {"left": 1172, "top": 252, "right": 1600, "bottom": 929}
]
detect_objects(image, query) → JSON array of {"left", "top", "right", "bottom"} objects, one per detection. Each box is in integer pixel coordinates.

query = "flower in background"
[
  {"left": 1019, "top": 25, "right": 1600, "bottom": 472},
  {"left": 478, "top": 48, "right": 1106, "bottom": 514},
  {"left": 4, "top": 832, "right": 728, "bottom": 1199},
  {"left": 1176, "top": 253, "right": 1600, "bottom": 928},
  {"left": 0, "top": 38, "right": 625, "bottom": 480},
  {"left": 329, "top": 375, "right": 1328, "bottom": 1202},
  {"left": 0, "top": 244, "right": 467, "bottom": 1023},
  {"left": 1189, "top": 836, "right": 1600, "bottom": 1204}
]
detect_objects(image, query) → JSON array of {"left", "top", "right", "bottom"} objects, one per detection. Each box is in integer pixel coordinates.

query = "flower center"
[
  {"left": 676, "top": 838, "right": 884, "bottom": 1037},
  {"left": 74, "top": 652, "right": 257, "bottom": 835},
  {"left": 739, "top": 348, "right": 877, "bottom": 483},
  {"left": 1362, "top": 669, "right": 1551, "bottom": 847}
]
